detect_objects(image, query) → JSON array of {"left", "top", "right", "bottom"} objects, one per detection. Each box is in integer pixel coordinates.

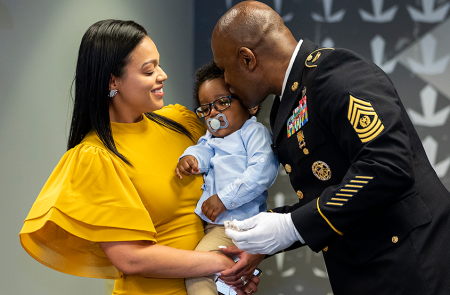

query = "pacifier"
[{"left": 206, "top": 113, "right": 229, "bottom": 133}]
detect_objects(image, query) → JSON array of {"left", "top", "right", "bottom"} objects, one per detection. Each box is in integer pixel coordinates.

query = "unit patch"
[
  {"left": 347, "top": 95, "right": 385, "bottom": 143},
  {"left": 326, "top": 175, "right": 374, "bottom": 207},
  {"left": 312, "top": 161, "right": 331, "bottom": 181},
  {"left": 287, "top": 94, "right": 308, "bottom": 138}
]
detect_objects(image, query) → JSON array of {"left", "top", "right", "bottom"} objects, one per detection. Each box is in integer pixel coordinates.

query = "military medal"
[
  {"left": 287, "top": 87, "right": 308, "bottom": 138},
  {"left": 296, "top": 130, "right": 309, "bottom": 155},
  {"left": 312, "top": 161, "right": 331, "bottom": 181}
]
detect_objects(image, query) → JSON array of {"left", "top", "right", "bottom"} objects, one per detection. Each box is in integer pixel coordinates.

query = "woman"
[{"left": 19, "top": 20, "right": 258, "bottom": 295}]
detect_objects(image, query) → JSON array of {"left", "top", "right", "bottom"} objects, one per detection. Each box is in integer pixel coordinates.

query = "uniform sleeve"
[
  {"left": 160, "top": 104, "right": 207, "bottom": 143},
  {"left": 19, "top": 144, "right": 156, "bottom": 279},
  {"left": 292, "top": 49, "right": 415, "bottom": 251},
  {"left": 218, "top": 122, "right": 279, "bottom": 209}
]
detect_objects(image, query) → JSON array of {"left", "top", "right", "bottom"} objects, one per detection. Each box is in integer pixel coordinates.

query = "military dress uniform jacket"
[{"left": 269, "top": 39, "right": 450, "bottom": 294}]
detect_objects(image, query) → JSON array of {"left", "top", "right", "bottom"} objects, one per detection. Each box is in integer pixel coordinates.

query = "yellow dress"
[{"left": 19, "top": 104, "right": 206, "bottom": 295}]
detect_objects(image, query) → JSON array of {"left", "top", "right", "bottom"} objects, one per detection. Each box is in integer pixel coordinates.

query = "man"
[{"left": 213, "top": 1, "right": 450, "bottom": 294}]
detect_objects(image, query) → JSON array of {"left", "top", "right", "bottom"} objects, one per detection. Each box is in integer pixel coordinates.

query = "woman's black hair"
[
  {"left": 193, "top": 60, "right": 261, "bottom": 116},
  {"left": 68, "top": 19, "right": 192, "bottom": 165}
]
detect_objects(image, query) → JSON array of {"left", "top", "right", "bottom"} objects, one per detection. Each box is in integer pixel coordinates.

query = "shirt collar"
[{"left": 280, "top": 39, "right": 303, "bottom": 101}]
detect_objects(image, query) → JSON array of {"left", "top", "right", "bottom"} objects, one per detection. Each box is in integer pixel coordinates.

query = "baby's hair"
[{"left": 193, "top": 61, "right": 224, "bottom": 108}]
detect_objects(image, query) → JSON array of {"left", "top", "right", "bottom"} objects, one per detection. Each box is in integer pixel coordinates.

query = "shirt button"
[
  {"left": 231, "top": 203, "right": 235, "bottom": 207},
  {"left": 285, "top": 164, "right": 292, "bottom": 173},
  {"left": 260, "top": 158, "right": 265, "bottom": 163},
  {"left": 392, "top": 236, "right": 399, "bottom": 243},
  {"left": 323, "top": 246, "right": 328, "bottom": 252},
  {"left": 297, "top": 190, "right": 304, "bottom": 199}
]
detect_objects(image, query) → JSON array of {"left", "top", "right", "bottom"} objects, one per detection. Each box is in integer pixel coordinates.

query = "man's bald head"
[{"left": 213, "top": 1, "right": 287, "bottom": 53}]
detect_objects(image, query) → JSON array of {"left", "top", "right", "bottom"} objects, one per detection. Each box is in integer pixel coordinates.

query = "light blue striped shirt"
[{"left": 181, "top": 117, "right": 279, "bottom": 224}]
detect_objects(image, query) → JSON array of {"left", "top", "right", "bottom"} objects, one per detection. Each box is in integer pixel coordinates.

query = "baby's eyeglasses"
[{"left": 195, "top": 95, "right": 237, "bottom": 118}]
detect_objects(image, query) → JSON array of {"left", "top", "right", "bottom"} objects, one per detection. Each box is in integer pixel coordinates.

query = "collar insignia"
[{"left": 306, "top": 48, "right": 334, "bottom": 68}]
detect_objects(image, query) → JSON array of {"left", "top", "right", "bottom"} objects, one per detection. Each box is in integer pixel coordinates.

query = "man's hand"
[
  {"left": 175, "top": 155, "right": 200, "bottom": 179},
  {"left": 201, "top": 194, "right": 226, "bottom": 222},
  {"left": 225, "top": 212, "right": 300, "bottom": 255},
  {"left": 234, "top": 275, "right": 260, "bottom": 294},
  {"left": 219, "top": 246, "right": 265, "bottom": 288}
]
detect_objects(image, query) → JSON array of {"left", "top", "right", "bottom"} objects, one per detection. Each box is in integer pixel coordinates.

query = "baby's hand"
[
  {"left": 202, "top": 194, "right": 226, "bottom": 222},
  {"left": 176, "top": 155, "right": 200, "bottom": 179}
]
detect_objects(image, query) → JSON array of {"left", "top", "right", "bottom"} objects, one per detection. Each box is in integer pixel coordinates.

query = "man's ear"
[{"left": 238, "top": 47, "right": 256, "bottom": 71}]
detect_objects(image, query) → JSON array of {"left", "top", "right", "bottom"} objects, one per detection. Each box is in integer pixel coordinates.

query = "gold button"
[
  {"left": 392, "top": 236, "right": 398, "bottom": 243},
  {"left": 291, "top": 82, "right": 298, "bottom": 91},
  {"left": 323, "top": 246, "right": 328, "bottom": 252},
  {"left": 297, "top": 190, "right": 303, "bottom": 199},
  {"left": 303, "top": 148, "right": 309, "bottom": 155},
  {"left": 285, "top": 164, "right": 292, "bottom": 173}
]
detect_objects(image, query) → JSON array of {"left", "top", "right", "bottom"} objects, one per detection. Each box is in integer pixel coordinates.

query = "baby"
[{"left": 176, "top": 61, "right": 279, "bottom": 295}]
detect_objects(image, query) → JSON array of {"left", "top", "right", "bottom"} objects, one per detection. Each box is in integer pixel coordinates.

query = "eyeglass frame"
[{"left": 194, "top": 95, "right": 238, "bottom": 118}]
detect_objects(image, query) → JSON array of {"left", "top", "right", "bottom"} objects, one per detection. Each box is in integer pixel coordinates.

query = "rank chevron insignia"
[{"left": 347, "top": 95, "right": 385, "bottom": 143}]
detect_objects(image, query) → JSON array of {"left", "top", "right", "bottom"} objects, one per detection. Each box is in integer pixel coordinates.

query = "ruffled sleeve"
[
  {"left": 19, "top": 143, "right": 156, "bottom": 279},
  {"left": 158, "top": 104, "right": 206, "bottom": 143}
]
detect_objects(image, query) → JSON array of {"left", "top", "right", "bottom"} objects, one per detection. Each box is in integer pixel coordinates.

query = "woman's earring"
[{"left": 109, "top": 90, "right": 118, "bottom": 97}]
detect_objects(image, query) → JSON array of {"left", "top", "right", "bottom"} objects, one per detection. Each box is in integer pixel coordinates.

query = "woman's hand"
[
  {"left": 201, "top": 194, "right": 226, "bottom": 222},
  {"left": 176, "top": 155, "right": 199, "bottom": 179},
  {"left": 219, "top": 246, "right": 265, "bottom": 287}
]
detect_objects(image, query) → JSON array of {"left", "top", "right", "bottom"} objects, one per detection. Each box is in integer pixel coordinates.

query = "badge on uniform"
[
  {"left": 312, "top": 161, "right": 331, "bottom": 181},
  {"left": 287, "top": 89, "right": 308, "bottom": 138},
  {"left": 347, "top": 94, "right": 385, "bottom": 143}
]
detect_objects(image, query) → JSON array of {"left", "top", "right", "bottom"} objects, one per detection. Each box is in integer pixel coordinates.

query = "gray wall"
[{"left": 0, "top": 1, "right": 193, "bottom": 294}]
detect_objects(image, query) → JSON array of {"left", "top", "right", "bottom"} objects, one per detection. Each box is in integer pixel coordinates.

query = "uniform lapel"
[
  {"left": 272, "top": 39, "right": 318, "bottom": 143},
  {"left": 270, "top": 95, "right": 280, "bottom": 132}
]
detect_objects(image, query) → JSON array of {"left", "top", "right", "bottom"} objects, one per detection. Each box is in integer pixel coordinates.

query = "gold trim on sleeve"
[
  {"left": 350, "top": 180, "right": 369, "bottom": 184},
  {"left": 327, "top": 175, "right": 374, "bottom": 207},
  {"left": 331, "top": 198, "right": 348, "bottom": 201},
  {"left": 335, "top": 193, "right": 353, "bottom": 197},
  {"left": 317, "top": 198, "right": 343, "bottom": 235}
]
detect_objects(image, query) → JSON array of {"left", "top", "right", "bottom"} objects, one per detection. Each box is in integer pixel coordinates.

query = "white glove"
[{"left": 225, "top": 212, "right": 303, "bottom": 255}]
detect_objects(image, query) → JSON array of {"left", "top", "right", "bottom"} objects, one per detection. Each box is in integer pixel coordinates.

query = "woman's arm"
[{"left": 99, "top": 240, "right": 235, "bottom": 278}]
